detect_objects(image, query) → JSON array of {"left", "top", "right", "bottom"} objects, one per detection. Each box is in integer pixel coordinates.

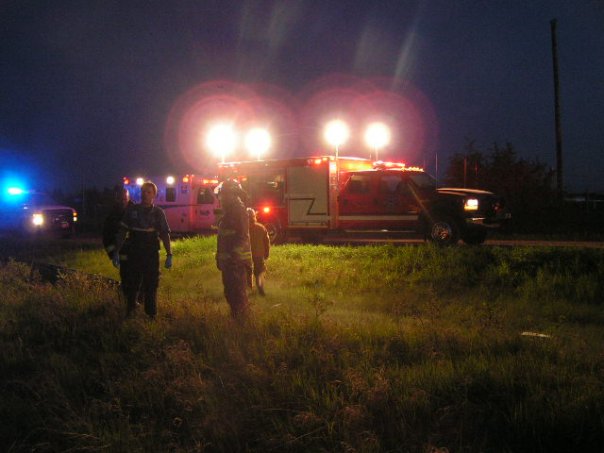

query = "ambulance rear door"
[
  {"left": 191, "top": 184, "right": 218, "bottom": 231},
  {"left": 161, "top": 181, "right": 193, "bottom": 233}
]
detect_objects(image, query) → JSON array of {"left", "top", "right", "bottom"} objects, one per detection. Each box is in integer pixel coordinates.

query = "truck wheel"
[
  {"left": 461, "top": 227, "right": 487, "bottom": 245},
  {"left": 265, "top": 221, "right": 285, "bottom": 244},
  {"left": 428, "top": 216, "right": 459, "bottom": 246}
]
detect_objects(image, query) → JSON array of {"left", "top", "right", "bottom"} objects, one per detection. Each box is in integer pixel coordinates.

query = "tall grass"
[{"left": 0, "top": 237, "right": 603, "bottom": 452}]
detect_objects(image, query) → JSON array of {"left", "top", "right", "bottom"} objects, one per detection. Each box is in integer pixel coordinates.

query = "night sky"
[{"left": 1, "top": 0, "right": 603, "bottom": 194}]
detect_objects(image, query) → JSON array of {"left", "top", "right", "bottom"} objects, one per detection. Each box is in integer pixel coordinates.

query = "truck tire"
[
  {"left": 427, "top": 216, "right": 459, "bottom": 246},
  {"left": 461, "top": 227, "right": 487, "bottom": 245},
  {"left": 265, "top": 221, "right": 285, "bottom": 245}
]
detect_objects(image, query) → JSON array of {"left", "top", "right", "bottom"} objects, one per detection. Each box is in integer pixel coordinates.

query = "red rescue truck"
[
  {"left": 123, "top": 174, "right": 219, "bottom": 235},
  {"left": 218, "top": 155, "right": 510, "bottom": 245}
]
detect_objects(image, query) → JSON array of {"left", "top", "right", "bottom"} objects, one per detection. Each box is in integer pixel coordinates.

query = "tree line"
[{"left": 443, "top": 141, "right": 603, "bottom": 236}]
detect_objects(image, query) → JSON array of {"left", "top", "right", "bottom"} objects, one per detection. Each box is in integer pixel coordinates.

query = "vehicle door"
[
  {"left": 287, "top": 165, "right": 329, "bottom": 227},
  {"left": 338, "top": 172, "right": 380, "bottom": 229},
  {"left": 159, "top": 183, "right": 190, "bottom": 233},
  {"left": 374, "top": 173, "right": 421, "bottom": 229},
  {"left": 192, "top": 185, "right": 217, "bottom": 231},
  {"left": 247, "top": 170, "right": 286, "bottom": 209}
]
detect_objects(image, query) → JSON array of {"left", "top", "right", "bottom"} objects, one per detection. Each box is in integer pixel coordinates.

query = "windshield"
[
  {"left": 1, "top": 191, "right": 58, "bottom": 208},
  {"left": 25, "top": 193, "right": 59, "bottom": 206},
  {"left": 408, "top": 172, "right": 436, "bottom": 190}
]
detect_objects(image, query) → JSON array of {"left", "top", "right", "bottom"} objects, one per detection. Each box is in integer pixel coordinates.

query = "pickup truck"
[{"left": 0, "top": 191, "right": 78, "bottom": 237}]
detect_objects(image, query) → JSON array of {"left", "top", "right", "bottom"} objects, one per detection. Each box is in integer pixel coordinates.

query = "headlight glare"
[
  {"left": 464, "top": 198, "right": 479, "bottom": 211},
  {"left": 32, "top": 213, "right": 44, "bottom": 226}
]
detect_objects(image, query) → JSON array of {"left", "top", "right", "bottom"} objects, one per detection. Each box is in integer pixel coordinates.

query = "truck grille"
[{"left": 43, "top": 209, "right": 74, "bottom": 228}]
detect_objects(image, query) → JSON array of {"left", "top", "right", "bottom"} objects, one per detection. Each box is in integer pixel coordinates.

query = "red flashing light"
[
  {"left": 379, "top": 161, "right": 403, "bottom": 168},
  {"left": 261, "top": 206, "right": 271, "bottom": 214},
  {"left": 123, "top": 177, "right": 130, "bottom": 185},
  {"left": 308, "top": 157, "right": 329, "bottom": 166},
  {"left": 373, "top": 161, "right": 425, "bottom": 172},
  {"left": 375, "top": 161, "right": 404, "bottom": 168}
]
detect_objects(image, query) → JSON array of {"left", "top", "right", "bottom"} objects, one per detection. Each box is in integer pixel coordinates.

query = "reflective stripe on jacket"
[
  {"left": 217, "top": 198, "right": 252, "bottom": 267},
  {"left": 120, "top": 204, "right": 170, "bottom": 251}
]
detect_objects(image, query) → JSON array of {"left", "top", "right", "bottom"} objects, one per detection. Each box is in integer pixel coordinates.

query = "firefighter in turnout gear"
[
  {"left": 215, "top": 179, "right": 252, "bottom": 318},
  {"left": 246, "top": 208, "right": 270, "bottom": 296},
  {"left": 102, "top": 186, "right": 134, "bottom": 298},
  {"left": 113, "top": 181, "right": 172, "bottom": 319}
]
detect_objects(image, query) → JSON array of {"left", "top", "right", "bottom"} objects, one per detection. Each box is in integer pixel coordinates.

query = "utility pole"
[
  {"left": 550, "top": 19, "right": 564, "bottom": 197},
  {"left": 463, "top": 155, "right": 467, "bottom": 188},
  {"left": 435, "top": 152, "right": 438, "bottom": 187}
]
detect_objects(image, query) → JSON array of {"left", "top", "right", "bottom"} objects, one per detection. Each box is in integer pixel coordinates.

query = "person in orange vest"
[
  {"left": 246, "top": 208, "right": 270, "bottom": 296},
  {"left": 215, "top": 179, "right": 252, "bottom": 318}
]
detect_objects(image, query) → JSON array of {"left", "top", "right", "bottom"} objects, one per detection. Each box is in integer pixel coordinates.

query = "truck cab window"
[
  {"left": 347, "top": 175, "right": 371, "bottom": 194},
  {"left": 408, "top": 172, "right": 436, "bottom": 190},
  {"left": 379, "top": 175, "right": 402, "bottom": 194},
  {"left": 249, "top": 172, "right": 285, "bottom": 205}
]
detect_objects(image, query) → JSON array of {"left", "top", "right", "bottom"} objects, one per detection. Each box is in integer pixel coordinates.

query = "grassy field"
[{"left": 1, "top": 236, "right": 603, "bottom": 452}]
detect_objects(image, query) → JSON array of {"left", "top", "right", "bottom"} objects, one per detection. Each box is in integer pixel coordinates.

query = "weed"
[{"left": 1, "top": 240, "right": 603, "bottom": 451}]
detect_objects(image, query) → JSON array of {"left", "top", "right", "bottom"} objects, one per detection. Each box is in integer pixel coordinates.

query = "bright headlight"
[
  {"left": 464, "top": 198, "right": 479, "bottom": 211},
  {"left": 32, "top": 213, "right": 44, "bottom": 226}
]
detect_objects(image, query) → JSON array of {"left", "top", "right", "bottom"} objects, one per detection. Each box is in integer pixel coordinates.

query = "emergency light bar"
[
  {"left": 307, "top": 157, "right": 329, "bottom": 166},
  {"left": 373, "top": 161, "right": 424, "bottom": 172}
]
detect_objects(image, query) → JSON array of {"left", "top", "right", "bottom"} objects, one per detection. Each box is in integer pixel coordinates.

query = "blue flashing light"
[
  {"left": 8, "top": 187, "right": 24, "bottom": 195},
  {"left": 1, "top": 178, "right": 28, "bottom": 205}
]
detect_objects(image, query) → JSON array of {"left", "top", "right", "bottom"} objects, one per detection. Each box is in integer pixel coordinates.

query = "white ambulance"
[{"left": 123, "top": 174, "right": 219, "bottom": 235}]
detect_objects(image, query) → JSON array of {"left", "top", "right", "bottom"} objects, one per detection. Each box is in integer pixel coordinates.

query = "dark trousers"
[
  {"left": 221, "top": 262, "right": 249, "bottom": 318},
  {"left": 122, "top": 248, "right": 159, "bottom": 317},
  {"left": 118, "top": 258, "right": 131, "bottom": 299}
]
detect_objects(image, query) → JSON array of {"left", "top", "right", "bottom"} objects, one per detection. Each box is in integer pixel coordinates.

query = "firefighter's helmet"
[
  {"left": 214, "top": 179, "right": 245, "bottom": 197},
  {"left": 247, "top": 207, "right": 257, "bottom": 222}
]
